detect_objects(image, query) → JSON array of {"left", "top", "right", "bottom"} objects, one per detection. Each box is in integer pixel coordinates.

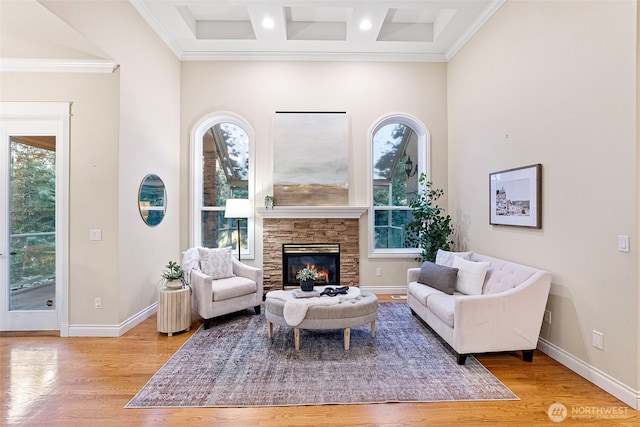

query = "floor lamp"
[{"left": 224, "top": 199, "right": 251, "bottom": 261}]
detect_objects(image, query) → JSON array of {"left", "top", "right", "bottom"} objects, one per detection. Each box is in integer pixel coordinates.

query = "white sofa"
[{"left": 407, "top": 251, "right": 551, "bottom": 365}]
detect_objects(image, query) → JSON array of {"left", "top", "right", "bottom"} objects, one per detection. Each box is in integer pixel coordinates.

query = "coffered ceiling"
[{"left": 131, "top": 0, "right": 504, "bottom": 61}]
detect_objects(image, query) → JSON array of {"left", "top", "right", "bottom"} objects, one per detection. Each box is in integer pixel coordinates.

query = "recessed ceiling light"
[
  {"left": 360, "top": 19, "right": 372, "bottom": 31},
  {"left": 262, "top": 17, "right": 275, "bottom": 29}
]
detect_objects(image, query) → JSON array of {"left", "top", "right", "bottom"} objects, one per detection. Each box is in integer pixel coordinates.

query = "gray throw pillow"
[{"left": 416, "top": 261, "right": 459, "bottom": 295}]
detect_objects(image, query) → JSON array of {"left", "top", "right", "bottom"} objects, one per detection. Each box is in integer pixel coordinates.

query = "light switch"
[
  {"left": 90, "top": 229, "right": 102, "bottom": 241},
  {"left": 592, "top": 330, "right": 604, "bottom": 350},
  {"left": 618, "top": 235, "right": 629, "bottom": 253}
]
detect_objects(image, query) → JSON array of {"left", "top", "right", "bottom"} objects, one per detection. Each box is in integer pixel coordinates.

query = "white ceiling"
[{"left": 131, "top": 0, "right": 505, "bottom": 62}]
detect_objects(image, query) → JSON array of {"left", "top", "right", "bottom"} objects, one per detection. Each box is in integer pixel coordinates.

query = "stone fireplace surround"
[{"left": 259, "top": 207, "right": 365, "bottom": 294}]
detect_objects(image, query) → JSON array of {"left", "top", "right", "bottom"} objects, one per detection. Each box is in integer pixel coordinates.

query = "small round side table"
[{"left": 157, "top": 286, "right": 191, "bottom": 336}]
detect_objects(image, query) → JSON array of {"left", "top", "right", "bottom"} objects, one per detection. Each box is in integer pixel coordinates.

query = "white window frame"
[
  {"left": 190, "top": 112, "right": 255, "bottom": 259},
  {"left": 368, "top": 113, "right": 430, "bottom": 258}
]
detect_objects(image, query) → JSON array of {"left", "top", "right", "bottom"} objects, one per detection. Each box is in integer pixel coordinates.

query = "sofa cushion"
[
  {"left": 417, "top": 261, "right": 458, "bottom": 295},
  {"left": 435, "top": 249, "right": 472, "bottom": 267},
  {"left": 408, "top": 281, "right": 445, "bottom": 306},
  {"left": 199, "top": 247, "right": 235, "bottom": 280},
  {"left": 453, "top": 256, "right": 490, "bottom": 295},
  {"left": 426, "top": 294, "right": 455, "bottom": 328},
  {"left": 471, "top": 253, "right": 539, "bottom": 294},
  {"left": 212, "top": 276, "right": 256, "bottom": 301}
]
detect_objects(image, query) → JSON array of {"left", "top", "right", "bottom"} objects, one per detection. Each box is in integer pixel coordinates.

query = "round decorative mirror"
[{"left": 138, "top": 174, "right": 166, "bottom": 226}]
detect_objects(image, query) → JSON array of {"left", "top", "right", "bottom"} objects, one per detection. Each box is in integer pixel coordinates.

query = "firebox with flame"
[
  {"left": 282, "top": 243, "right": 341, "bottom": 286},
  {"left": 292, "top": 264, "right": 331, "bottom": 283}
]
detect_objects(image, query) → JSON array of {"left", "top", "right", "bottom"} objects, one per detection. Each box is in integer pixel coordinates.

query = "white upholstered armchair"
[{"left": 183, "top": 247, "right": 263, "bottom": 329}]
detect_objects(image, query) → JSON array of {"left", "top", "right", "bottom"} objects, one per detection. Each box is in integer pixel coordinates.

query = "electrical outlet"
[
  {"left": 592, "top": 330, "right": 604, "bottom": 350},
  {"left": 95, "top": 297, "right": 102, "bottom": 309},
  {"left": 543, "top": 310, "right": 551, "bottom": 324},
  {"left": 376, "top": 268, "right": 382, "bottom": 277},
  {"left": 90, "top": 229, "right": 102, "bottom": 241}
]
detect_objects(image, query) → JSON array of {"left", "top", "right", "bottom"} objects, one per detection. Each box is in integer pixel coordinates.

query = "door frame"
[{"left": 0, "top": 102, "right": 70, "bottom": 335}]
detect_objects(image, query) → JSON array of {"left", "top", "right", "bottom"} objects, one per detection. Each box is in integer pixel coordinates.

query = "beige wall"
[
  {"left": 41, "top": 0, "right": 182, "bottom": 325},
  {"left": 0, "top": 0, "right": 109, "bottom": 60},
  {"left": 0, "top": 0, "right": 182, "bottom": 327},
  {"left": 0, "top": 72, "right": 120, "bottom": 325},
  {"left": 180, "top": 61, "right": 449, "bottom": 289},
  {"left": 448, "top": 0, "right": 638, "bottom": 389},
  {"left": 637, "top": 0, "right": 640, "bottom": 396}
]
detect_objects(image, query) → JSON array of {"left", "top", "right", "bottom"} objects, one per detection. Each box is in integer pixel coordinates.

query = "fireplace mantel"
[{"left": 256, "top": 206, "right": 367, "bottom": 219}]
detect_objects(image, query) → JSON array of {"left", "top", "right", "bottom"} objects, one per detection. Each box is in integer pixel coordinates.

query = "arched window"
[
  {"left": 369, "top": 114, "right": 429, "bottom": 257},
  {"left": 191, "top": 112, "right": 254, "bottom": 258}
]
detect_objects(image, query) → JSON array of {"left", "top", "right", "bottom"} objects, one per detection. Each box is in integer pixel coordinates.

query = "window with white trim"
[
  {"left": 369, "top": 115, "right": 429, "bottom": 257},
  {"left": 191, "top": 113, "right": 254, "bottom": 258}
]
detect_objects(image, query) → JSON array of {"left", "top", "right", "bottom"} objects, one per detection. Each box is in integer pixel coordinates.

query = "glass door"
[{"left": 1, "top": 114, "right": 65, "bottom": 331}]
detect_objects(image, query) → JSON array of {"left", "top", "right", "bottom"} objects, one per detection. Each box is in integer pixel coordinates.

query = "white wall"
[
  {"left": 180, "top": 61, "right": 449, "bottom": 290},
  {"left": 448, "top": 0, "right": 638, "bottom": 391}
]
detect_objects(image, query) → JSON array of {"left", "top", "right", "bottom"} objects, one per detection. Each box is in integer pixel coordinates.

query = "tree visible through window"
[
  {"left": 200, "top": 122, "right": 249, "bottom": 251},
  {"left": 9, "top": 138, "right": 56, "bottom": 291},
  {"left": 371, "top": 118, "right": 426, "bottom": 254}
]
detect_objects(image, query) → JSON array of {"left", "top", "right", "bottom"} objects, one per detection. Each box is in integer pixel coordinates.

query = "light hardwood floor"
[{"left": 2, "top": 296, "right": 638, "bottom": 426}]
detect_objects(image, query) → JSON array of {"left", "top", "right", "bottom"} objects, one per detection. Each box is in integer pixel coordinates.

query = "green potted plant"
[
  {"left": 296, "top": 267, "right": 318, "bottom": 292},
  {"left": 160, "top": 260, "right": 185, "bottom": 289},
  {"left": 406, "top": 173, "right": 454, "bottom": 262},
  {"left": 264, "top": 195, "right": 274, "bottom": 210}
]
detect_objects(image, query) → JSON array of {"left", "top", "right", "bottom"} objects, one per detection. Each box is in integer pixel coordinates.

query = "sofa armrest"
[
  {"left": 453, "top": 270, "right": 552, "bottom": 354},
  {"left": 190, "top": 269, "right": 213, "bottom": 316},
  {"left": 407, "top": 267, "right": 420, "bottom": 285},
  {"left": 232, "top": 258, "right": 264, "bottom": 298}
]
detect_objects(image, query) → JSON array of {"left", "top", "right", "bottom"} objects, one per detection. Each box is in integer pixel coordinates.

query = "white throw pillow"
[
  {"left": 452, "top": 256, "right": 489, "bottom": 295},
  {"left": 198, "top": 247, "right": 234, "bottom": 280},
  {"left": 435, "top": 249, "right": 473, "bottom": 267}
]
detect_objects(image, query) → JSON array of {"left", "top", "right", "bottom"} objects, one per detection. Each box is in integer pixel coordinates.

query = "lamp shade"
[{"left": 224, "top": 199, "right": 251, "bottom": 218}]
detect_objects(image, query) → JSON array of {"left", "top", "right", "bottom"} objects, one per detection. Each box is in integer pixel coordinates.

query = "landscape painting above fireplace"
[{"left": 273, "top": 112, "right": 349, "bottom": 206}]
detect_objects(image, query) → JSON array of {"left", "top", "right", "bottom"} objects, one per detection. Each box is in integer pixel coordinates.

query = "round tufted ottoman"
[{"left": 265, "top": 288, "right": 379, "bottom": 350}]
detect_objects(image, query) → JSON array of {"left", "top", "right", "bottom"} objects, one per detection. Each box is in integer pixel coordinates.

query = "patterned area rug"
[{"left": 126, "top": 302, "right": 517, "bottom": 407}]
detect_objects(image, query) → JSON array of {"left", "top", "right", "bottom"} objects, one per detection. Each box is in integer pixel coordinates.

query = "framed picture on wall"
[{"left": 489, "top": 164, "right": 542, "bottom": 228}]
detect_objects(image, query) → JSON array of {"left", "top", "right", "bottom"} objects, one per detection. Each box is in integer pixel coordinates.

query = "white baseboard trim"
[
  {"left": 360, "top": 286, "right": 407, "bottom": 295},
  {"left": 59, "top": 322, "right": 69, "bottom": 337},
  {"left": 538, "top": 338, "right": 640, "bottom": 410},
  {"left": 67, "top": 303, "right": 157, "bottom": 337}
]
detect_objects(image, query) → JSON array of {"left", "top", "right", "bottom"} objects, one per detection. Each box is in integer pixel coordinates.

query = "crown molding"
[
  {"left": 180, "top": 51, "right": 448, "bottom": 62},
  {"left": 129, "top": 0, "right": 184, "bottom": 60},
  {"left": 0, "top": 58, "right": 118, "bottom": 73},
  {"left": 446, "top": 0, "right": 505, "bottom": 61}
]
